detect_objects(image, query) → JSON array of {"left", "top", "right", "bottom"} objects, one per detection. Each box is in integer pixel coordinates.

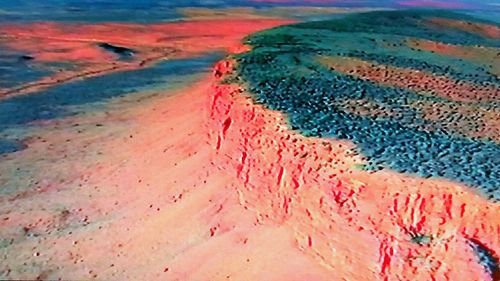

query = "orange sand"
[
  {"left": 319, "top": 55, "right": 499, "bottom": 104},
  {"left": 0, "top": 18, "right": 294, "bottom": 99},
  {"left": 427, "top": 17, "right": 500, "bottom": 39},
  {"left": 406, "top": 38, "right": 500, "bottom": 76},
  {"left": 0, "top": 19, "right": 295, "bottom": 62}
]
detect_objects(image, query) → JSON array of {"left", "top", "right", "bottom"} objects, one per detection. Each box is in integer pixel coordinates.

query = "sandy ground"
[
  {"left": 0, "top": 56, "right": 497, "bottom": 280},
  {"left": 0, "top": 10, "right": 498, "bottom": 280}
]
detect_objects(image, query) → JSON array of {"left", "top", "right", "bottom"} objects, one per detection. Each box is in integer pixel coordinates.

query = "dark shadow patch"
[
  {"left": 469, "top": 239, "right": 500, "bottom": 280},
  {"left": 97, "top": 43, "right": 135, "bottom": 60},
  {"left": 18, "top": 55, "right": 35, "bottom": 61},
  {"left": 0, "top": 139, "right": 25, "bottom": 155}
]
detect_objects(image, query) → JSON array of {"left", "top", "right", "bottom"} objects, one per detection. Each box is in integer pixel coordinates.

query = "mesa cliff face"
[
  {"left": 208, "top": 57, "right": 499, "bottom": 281},
  {"left": 205, "top": 11, "right": 499, "bottom": 280}
]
